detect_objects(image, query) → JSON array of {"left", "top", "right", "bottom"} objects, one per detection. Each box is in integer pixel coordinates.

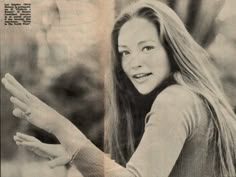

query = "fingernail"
[
  {"left": 10, "top": 97, "right": 15, "bottom": 102},
  {"left": 13, "top": 135, "right": 20, "bottom": 140},
  {"left": 5, "top": 73, "right": 10, "bottom": 78},
  {"left": 1, "top": 78, "right": 5, "bottom": 84}
]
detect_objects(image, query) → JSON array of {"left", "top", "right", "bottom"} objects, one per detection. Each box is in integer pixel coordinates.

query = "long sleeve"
[
  {"left": 126, "top": 85, "right": 202, "bottom": 177},
  {"left": 55, "top": 85, "right": 204, "bottom": 177}
]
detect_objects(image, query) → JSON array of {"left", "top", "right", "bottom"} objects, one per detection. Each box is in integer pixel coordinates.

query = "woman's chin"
[{"left": 136, "top": 88, "right": 154, "bottom": 95}]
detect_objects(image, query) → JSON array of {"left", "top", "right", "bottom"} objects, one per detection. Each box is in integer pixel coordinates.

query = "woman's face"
[{"left": 118, "top": 17, "right": 171, "bottom": 95}]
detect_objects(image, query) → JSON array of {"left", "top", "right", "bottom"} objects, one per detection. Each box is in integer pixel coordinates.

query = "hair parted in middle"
[{"left": 105, "top": 1, "right": 236, "bottom": 176}]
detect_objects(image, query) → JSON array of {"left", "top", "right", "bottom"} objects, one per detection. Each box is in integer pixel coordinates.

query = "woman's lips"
[
  {"left": 132, "top": 73, "right": 152, "bottom": 82},
  {"left": 133, "top": 73, "right": 152, "bottom": 79}
]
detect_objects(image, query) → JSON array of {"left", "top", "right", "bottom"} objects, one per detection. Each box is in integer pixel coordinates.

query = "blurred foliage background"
[{"left": 1, "top": 0, "right": 236, "bottom": 177}]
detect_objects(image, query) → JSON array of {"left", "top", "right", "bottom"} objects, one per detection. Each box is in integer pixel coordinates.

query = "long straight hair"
[{"left": 105, "top": 0, "right": 236, "bottom": 175}]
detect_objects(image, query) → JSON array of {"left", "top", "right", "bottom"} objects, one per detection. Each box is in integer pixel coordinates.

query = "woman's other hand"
[
  {"left": 14, "top": 132, "right": 72, "bottom": 168},
  {"left": 1, "top": 73, "right": 65, "bottom": 133}
]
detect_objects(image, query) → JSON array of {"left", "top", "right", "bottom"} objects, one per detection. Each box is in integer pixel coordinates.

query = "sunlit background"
[{"left": 1, "top": 0, "right": 236, "bottom": 177}]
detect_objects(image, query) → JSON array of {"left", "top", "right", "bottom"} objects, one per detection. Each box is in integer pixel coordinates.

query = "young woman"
[{"left": 2, "top": 0, "right": 236, "bottom": 176}]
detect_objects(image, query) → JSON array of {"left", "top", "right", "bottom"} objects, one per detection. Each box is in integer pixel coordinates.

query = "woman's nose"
[{"left": 130, "top": 54, "right": 142, "bottom": 69}]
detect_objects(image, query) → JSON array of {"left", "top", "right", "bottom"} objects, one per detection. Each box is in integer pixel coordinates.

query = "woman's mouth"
[{"left": 132, "top": 73, "right": 152, "bottom": 82}]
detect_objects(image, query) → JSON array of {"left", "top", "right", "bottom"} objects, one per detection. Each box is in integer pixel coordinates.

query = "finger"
[
  {"left": 2, "top": 78, "right": 28, "bottom": 103},
  {"left": 15, "top": 132, "right": 40, "bottom": 142},
  {"left": 47, "top": 156, "right": 71, "bottom": 168},
  {"left": 13, "top": 136, "right": 33, "bottom": 145},
  {"left": 15, "top": 141, "right": 41, "bottom": 155},
  {"left": 39, "top": 144, "right": 64, "bottom": 158},
  {"left": 10, "top": 97, "right": 28, "bottom": 112},
  {"left": 12, "top": 108, "right": 25, "bottom": 119},
  {"left": 13, "top": 135, "right": 24, "bottom": 143},
  {"left": 15, "top": 141, "right": 38, "bottom": 149},
  {"left": 1, "top": 77, "right": 6, "bottom": 85},
  {"left": 5, "top": 73, "right": 31, "bottom": 96}
]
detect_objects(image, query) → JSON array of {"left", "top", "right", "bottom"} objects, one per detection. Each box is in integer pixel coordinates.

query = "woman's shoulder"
[
  {"left": 153, "top": 84, "right": 202, "bottom": 106},
  {"left": 151, "top": 84, "right": 205, "bottom": 113},
  {"left": 147, "top": 84, "right": 208, "bottom": 137}
]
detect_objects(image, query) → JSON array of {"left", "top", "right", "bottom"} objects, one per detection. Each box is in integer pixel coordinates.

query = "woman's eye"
[
  {"left": 142, "top": 46, "right": 154, "bottom": 52},
  {"left": 119, "top": 51, "right": 130, "bottom": 57}
]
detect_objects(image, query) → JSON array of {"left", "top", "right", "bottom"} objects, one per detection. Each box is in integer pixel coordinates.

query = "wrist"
[
  {"left": 50, "top": 114, "right": 70, "bottom": 136},
  {"left": 51, "top": 116, "right": 89, "bottom": 156}
]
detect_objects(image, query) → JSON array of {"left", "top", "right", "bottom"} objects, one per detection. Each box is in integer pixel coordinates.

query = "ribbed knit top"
[{"left": 61, "top": 85, "right": 213, "bottom": 177}]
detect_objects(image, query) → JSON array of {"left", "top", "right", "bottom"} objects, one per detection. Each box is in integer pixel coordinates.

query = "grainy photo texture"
[{"left": 1, "top": 0, "right": 236, "bottom": 177}]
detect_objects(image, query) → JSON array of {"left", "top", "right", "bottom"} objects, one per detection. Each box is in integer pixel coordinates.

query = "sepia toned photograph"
[{"left": 1, "top": 0, "right": 236, "bottom": 177}]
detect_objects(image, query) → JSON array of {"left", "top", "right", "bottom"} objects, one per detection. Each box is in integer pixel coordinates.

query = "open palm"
[{"left": 1, "top": 73, "right": 65, "bottom": 133}]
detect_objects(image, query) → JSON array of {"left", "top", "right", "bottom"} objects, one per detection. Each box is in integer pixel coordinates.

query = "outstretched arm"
[{"left": 1, "top": 73, "right": 134, "bottom": 176}]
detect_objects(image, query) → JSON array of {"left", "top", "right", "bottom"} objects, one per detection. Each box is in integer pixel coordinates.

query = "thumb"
[{"left": 47, "top": 155, "right": 71, "bottom": 168}]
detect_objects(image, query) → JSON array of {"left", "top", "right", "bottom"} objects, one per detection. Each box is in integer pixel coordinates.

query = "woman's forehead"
[{"left": 118, "top": 18, "right": 159, "bottom": 47}]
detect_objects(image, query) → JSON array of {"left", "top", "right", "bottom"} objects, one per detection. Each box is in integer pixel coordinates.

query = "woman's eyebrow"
[
  {"left": 119, "top": 40, "right": 156, "bottom": 48},
  {"left": 118, "top": 45, "right": 128, "bottom": 48},
  {"left": 138, "top": 40, "right": 156, "bottom": 45}
]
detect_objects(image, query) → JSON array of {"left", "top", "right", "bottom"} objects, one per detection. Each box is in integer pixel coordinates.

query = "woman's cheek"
[{"left": 121, "top": 61, "right": 129, "bottom": 76}]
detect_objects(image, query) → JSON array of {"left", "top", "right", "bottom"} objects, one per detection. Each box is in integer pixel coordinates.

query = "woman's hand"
[
  {"left": 1, "top": 73, "right": 65, "bottom": 133},
  {"left": 2, "top": 73, "right": 86, "bottom": 159},
  {"left": 14, "top": 132, "right": 72, "bottom": 168}
]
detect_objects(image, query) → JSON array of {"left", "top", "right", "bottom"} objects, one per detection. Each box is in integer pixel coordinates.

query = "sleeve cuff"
[{"left": 53, "top": 118, "right": 89, "bottom": 157}]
